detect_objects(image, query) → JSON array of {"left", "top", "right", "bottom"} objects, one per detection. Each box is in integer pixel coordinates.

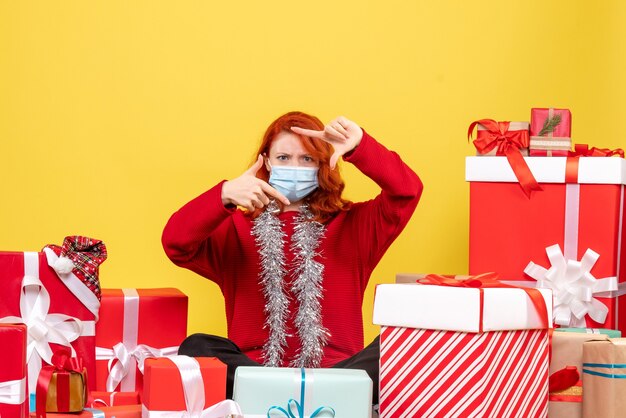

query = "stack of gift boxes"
[
  {"left": 374, "top": 107, "right": 626, "bottom": 417},
  {"left": 0, "top": 238, "right": 372, "bottom": 418},
  {"left": 3, "top": 107, "right": 626, "bottom": 418}
]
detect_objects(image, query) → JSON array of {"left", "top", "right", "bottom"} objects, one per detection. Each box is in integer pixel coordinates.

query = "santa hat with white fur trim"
[{"left": 44, "top": 236, "right": 107, "bottom": 300}]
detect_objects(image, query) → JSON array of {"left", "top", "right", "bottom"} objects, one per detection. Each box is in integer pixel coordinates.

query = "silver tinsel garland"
[
  {"left": 289, "top": 206, "right": 328, "bottom": 368},
  {"left": 251, "top": 200, "right": 289, "bottom": 367},
  {"left": 251, "top": 201, "right": 328, "bottom": 368}
]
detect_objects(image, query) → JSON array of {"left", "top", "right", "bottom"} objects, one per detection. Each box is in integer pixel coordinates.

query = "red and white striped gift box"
[
  {"left": 373, "top": 282, "right": 552, "bottom": 418},
  {"left": 380, "top": 326, "right": 549, "bottom": 417}
]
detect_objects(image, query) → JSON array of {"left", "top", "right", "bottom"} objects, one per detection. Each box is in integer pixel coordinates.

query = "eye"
[
  {"left": 277, "top": 155, "right": 288, "bottom": 161},
  {"left": 303, "top": 156, "right": 314, "bottom": 162}
]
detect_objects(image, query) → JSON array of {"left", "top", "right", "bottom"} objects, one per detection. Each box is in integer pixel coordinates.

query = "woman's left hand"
[{"left": 291, "top": 116, "right": 363, "bottom": 170}]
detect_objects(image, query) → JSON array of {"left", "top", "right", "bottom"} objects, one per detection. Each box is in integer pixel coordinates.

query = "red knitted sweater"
[{"left": 162, "top": 131, "right": 423, "bottom": 366}]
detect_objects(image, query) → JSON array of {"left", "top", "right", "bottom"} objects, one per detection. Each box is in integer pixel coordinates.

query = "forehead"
[{"left": 269, "top": 131, "right": 310, "bottom": 155}]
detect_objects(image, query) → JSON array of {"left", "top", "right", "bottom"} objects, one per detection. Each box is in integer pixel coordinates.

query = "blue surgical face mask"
[{"left": 268, "top": 164, "right": 319, "bottom": 203}]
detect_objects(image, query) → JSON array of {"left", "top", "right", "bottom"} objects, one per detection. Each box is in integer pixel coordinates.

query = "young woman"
[{"left": 162, "top": 111, "right": 423, "bottom": 401}]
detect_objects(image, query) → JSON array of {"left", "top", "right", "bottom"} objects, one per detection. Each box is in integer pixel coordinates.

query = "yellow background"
[{"left": 1, "top": 1, "right": 625, "bottom": 344}]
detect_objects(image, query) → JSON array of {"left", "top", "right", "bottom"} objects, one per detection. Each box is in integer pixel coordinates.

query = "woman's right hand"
[{"left": 221, "top": 155, "right": 290, "bottom": 211}]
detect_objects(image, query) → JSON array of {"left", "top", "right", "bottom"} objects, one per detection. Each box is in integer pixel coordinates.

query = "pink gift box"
[{"left": 529, "top": 108, "right": 572, "bottom": 156}]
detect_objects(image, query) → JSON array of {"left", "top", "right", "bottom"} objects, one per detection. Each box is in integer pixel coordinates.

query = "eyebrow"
[{"left": 275, "top": 152, "right": 314, "bottom": 158}]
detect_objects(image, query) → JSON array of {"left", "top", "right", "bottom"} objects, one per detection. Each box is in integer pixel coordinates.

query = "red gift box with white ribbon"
[
  {"left": 467, "top": 153, "right": 626, "bottom": 333},
  {"left": 94, "top": 288, "right": 187, "bottom": 394},
  {"left": 0, "top": 250, "right": 101, "bottom": 403},
  {"left": 0, "top": 324, "right": 28, "bottom": 418},
  {"left": 142, "top": 356, "right": 235, "bottom": 417},
  {"left": 373, "top": 277, "right": 552, "bottom": 418}
]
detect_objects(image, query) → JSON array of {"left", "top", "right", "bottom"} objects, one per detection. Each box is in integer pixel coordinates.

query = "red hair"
[{"left": 251, "top": 111, "right": 352, "bottom": 223}]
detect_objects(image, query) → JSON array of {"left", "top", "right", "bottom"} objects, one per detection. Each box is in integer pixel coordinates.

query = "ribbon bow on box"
[
  {"left": 419, "top": 271, "right": 502, "bottom": 288},
  {"left": 95, "top": 289, "right": 179, "bottom": 392},
  {"left": 267, "top": 368, "right": 336, "bottom": 418},
  {"left": 418, "top": 272, "right": 550, "bottom": 331},
  {"left": 97, "top": 341, "right": 178, "bottom": 392},
  {"left": 564, "top": 144, "right": 625, "bottom": 183},
  {"left": 36, "top": 348, "right": 87, "bottom": 418},
  {"left": 468, "top": 119, "right": 542, "bottom": 197},
  {"left": 525, "top": 245, "right": 618, "bottom": 328},
  {"left": 524, "top": 148, "right": 623, "bottom": 327},
  {"left": 569, "top": 144, "right": 624, "bottom": 158}
]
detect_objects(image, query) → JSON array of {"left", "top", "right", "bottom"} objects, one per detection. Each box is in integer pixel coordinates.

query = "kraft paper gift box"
[
  {"left": 87, "top": 391, "right": 140, "bottom": 408},
  {"left": 529, "top": 108, "right": 572, "bottom": 156},
  {"left": 142, "top": 356, "right": 237, "bottom": 417},
  {"left": 548, "top": 329, "right": 619, "bottom": 418},
  {"left": 0, "top": 250, "right": 101, "bottom": 404},
  {"left": 373, "top": 280, "right": 552, "bottom": 418},
  {"left": 94, "top": 288, "right": 187, "bottom": 394},
  {"left": 582, "top": 338, "right": 626, "bottom": 418},
  {"left": 469, "top": 120, "right": 530, "bottom": 156},
  {"left": 233, "top": 367, "right": 372, "bottom": 418},
  {"left": 0, "top": 324, "right": 28, "bottom": 418},
  {"left": 466, "top": 155, "right": 626, "bottom": 332},
  {"left": 30, "top": 404, "right": 142, "bottom": 418}
]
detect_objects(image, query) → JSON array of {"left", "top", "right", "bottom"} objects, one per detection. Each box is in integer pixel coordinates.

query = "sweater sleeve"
[
  {"left": 344, "top": 130, "right": 423, "bottom": 275},
  {"left": 161, "top": 180, "right": 236, "bottom": 288}
]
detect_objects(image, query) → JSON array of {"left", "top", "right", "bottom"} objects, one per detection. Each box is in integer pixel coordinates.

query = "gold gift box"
[{"left": 45, "top": 368, "right": 88, "bottom": 412}]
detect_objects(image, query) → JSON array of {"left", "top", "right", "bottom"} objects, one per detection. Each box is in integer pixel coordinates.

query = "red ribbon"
[
  {"left": 569, "top": 144, "right": 624, "bottom": 158},
  {"left": 565, "top": 144, "right": 624, "bottom": 184},
  {"left": 419, "top": 272, "right": 550, "bottom": 332},
  {"left": 468, "top": 119, "right": 542, "bottom": 198},
  {"left": 549, "top": 365, "right": 580, "bottom": 394},
  {"left": 36, "top": 348, "right": 85, "bottom": 418}
]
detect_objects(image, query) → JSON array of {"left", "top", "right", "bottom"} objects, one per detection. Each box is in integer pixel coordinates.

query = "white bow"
[
  {"left": 0, "top": 378, "right": 26, "bottom": 405},
  {"left": 525, "top": 244, "right": 618, "bottom": 327},
  {"left": 0, "top": 252, "right": 91, "bottom": 393},
  {"left": 142, "top": 356, "right": 242, "bottom": 417},
  {"left": 96, "top": 343, "right": 179, "bottom": 391}
]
